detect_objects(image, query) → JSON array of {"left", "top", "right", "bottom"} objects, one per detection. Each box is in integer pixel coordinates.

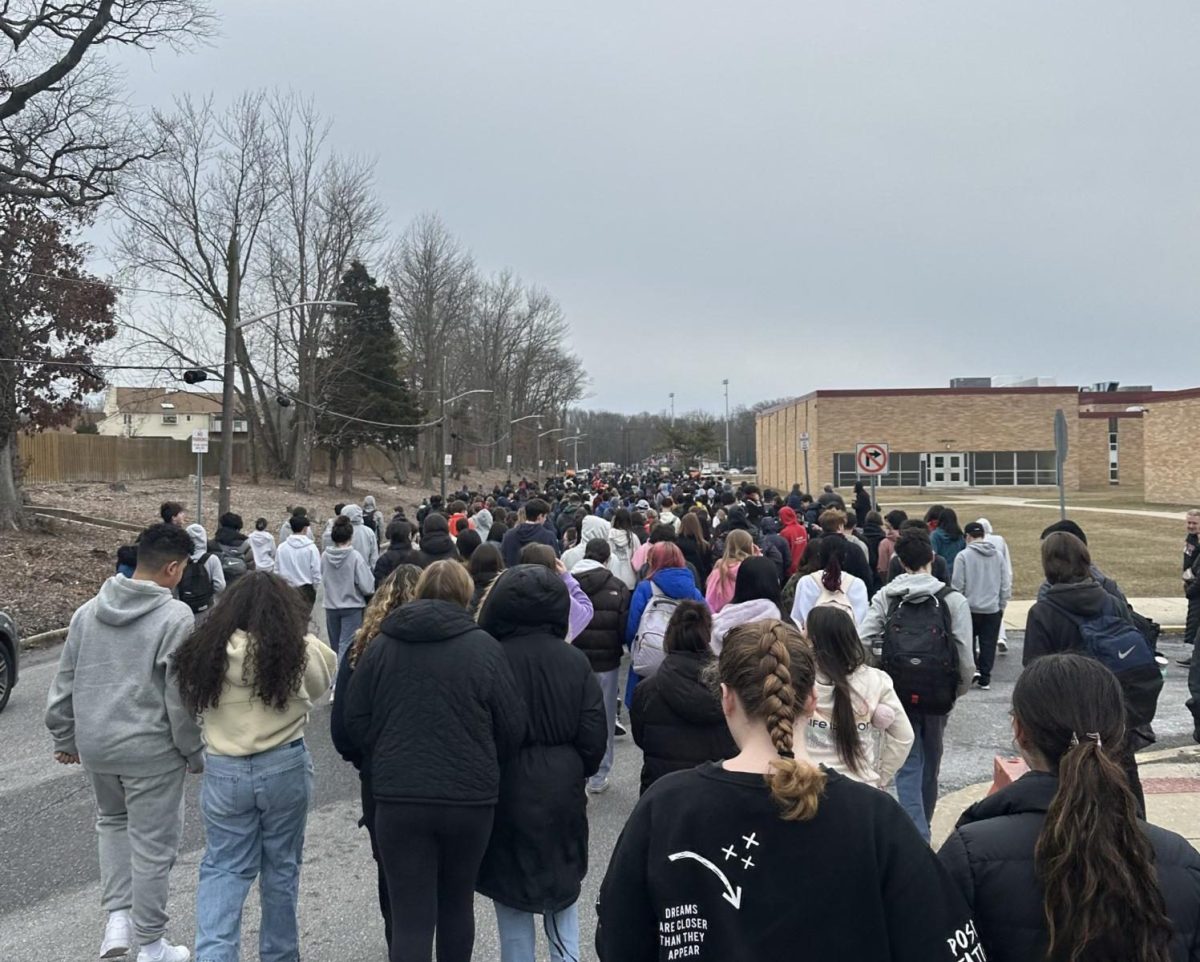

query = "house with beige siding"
[{"left": 97, "top": 387, "right": 247, "bottom": 442}]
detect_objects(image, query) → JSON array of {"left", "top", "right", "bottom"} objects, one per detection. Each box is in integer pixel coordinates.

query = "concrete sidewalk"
[
  {"left": 932, "top": 744, "right": 1200, "bottom": 850},
  {"left": 1004, "top": 597, "right": 1191, "bottom": 630}
]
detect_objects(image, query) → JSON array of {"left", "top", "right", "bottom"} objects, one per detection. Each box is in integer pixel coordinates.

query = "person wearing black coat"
[
  {"left": 342, "top": 560, "right": 526, "bottom": 962},
  {"left": 630, "top": 601, "right": 737, "bottom": 794},
  {"left": 476, "top": 564, "right": 607, "bottom": 962},
  {"left": 939, "top": 653, "right": 1200, "bottom": 962},
  {"left": 373, "top": 520, "right": 417, "bottom": 589},
  {"left": 410, "top": 513, "right": 460, "bottom": 568},
  {"left": 570, "top": 541, "right": 630, "bottom": 794}
]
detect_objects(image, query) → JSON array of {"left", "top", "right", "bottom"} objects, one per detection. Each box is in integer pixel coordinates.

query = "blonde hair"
[
  {"left": 350, "top": 564, "right": 421, "bottom": 666},
  {"left": 719, "top": 620, "right": 826, "bottom": 820},
  {"left": 416, "top": 559, "right": 473, "bottom": 607},
  {"left": 715, "top": 529, "right": 756, "bottom": 590}
]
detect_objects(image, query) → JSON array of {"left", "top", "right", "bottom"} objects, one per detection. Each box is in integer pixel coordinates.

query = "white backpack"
[
  {"left": 632, "top": 583, "right": 680, "bottom": 677},
  {"left": 808, "top": 571, "right": 857, "bottom": 621}
]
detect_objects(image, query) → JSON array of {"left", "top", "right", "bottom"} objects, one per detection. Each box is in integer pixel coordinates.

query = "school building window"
[
  {"left": 1108, "top": 417, "right": 1119, "bottom": 484},
  {"left": 833, "top": 452, "right": 922, "bottom": 487},
  {"left": 970, "top": 451, "right": 1057, "bottom": 486}
]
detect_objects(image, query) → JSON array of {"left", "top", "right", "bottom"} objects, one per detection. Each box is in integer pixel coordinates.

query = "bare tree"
[{"left": 0, "top": 1, "right": 214, "bottom": 204}]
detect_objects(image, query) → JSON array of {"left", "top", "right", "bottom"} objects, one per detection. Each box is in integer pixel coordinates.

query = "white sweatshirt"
[
  {"left": 807, "top": 664, "right": 914, "bottom": 788},
  {"left": 247, "top": 530, "right": 277, "bottom": 572},
  {"left": 276, "top": 534, "right": 321, "bottom": 588},
  {"left": 791, "top": 570, "right": 869, "bottom": 631}
]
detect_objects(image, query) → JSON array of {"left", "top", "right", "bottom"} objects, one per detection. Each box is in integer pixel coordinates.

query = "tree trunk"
[
  {"left": 341, "top": 444, "right": 355, "bottom": 492},
  {"left": 0, "top": 433, "right": 25, "bottom": 530},
  {"left": 327, "top": 447, "right": 339, "bottom": 488},
  {"left": 292, "top": 403, "right": 312, "bottom": 494}
]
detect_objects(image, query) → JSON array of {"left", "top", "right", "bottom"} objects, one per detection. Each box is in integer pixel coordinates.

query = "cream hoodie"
[
  {"left": 200, "top": 630, "right": 336, "bottom": 756},
  {"left": 806, "top": 664, "right": 914, "bottom": 789}
]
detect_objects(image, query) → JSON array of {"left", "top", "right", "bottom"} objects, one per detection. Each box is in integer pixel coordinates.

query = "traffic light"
[{"left": 182, "top": 369, "right": 208, "bottom": 384}]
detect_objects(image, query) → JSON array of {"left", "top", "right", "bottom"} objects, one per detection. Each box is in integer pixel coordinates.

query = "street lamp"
[
  {"left": 441, "top": 382, "right": 494, "bottom": 500},
  {"left": 669, "top": 392, "right": 675, "bottom": 426},
  {"left": 536, "top": 425, "right": 564, "bottom": 478},
  {"left": 722, "top": 378, "right": 731, "bottom": 468},
  {"left": 218, "top": 296, "right": 355, "bottom": 515},
  {"left": 507, "top": 413, "right": 545, "bottom": 478},
  {"left": 558, "top": 434, "right": 587, "bottom": 472}
]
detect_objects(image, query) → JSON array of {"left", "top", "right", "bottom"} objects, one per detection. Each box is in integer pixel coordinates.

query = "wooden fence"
[{"left": 19, "top": 433, "right": 249, "bottom": 484}]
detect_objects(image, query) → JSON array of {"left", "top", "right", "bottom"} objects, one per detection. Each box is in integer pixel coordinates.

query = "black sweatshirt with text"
[{"left": 596, "top": 763, "right": 986, "bottom": 962}]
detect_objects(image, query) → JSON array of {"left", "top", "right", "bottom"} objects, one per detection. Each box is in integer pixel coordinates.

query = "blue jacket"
[
  {"left": 931, "top": 528, "right": 966, "bottom": 575},
  {"left": 625, "top": 566, "right": 707, "bottom": 645}
]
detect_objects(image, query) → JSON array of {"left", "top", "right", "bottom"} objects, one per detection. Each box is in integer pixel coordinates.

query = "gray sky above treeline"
[{"left": 114, "top": 1, "right": 1199, "bottom": 415}]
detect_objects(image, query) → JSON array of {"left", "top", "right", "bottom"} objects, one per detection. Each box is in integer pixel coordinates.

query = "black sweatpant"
[
  {"left": 970, "top": 610, "right": 1004, "bottom": 684},
  {"left": 1185, "top": 593, "right": 1200, "bottom": 647},
  {"left": 375, "top": 800, "right": 494, "bottom": 962},
  {"left": 359, "top": 778, "right": 391, "bottom": 950}
]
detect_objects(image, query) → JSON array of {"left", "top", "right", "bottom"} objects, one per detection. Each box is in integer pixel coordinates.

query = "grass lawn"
[{"left": 1022, "top": 490, "right": 1195, "bottom": 514}]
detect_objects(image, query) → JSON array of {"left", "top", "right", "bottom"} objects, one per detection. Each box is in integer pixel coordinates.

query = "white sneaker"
[
  {"left": 586, "top": 777, "right": 611, "bottom": 795},
  {"left": 100, "top": 911, "right": 132, "bottom": 958},
  {"left": 136, "top": 938, "right": 190, "bottom": 962},
  {"left": 997, "top": 639, "right": 1008, "bottom": 654}
]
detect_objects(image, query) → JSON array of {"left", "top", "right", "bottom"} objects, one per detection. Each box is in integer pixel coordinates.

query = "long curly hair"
[
  {"left": 350, "top": 564, "right": 422, "bottom": 667},
  {"left": 173, "top": 571, "right": 309, "bottom": 714}
]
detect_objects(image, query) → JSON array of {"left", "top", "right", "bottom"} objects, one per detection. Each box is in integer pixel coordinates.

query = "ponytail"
[
  {"left": 1014, "top": 655, "right": 1172, "bottom": 962},
  {"left": 820, "top": 548, "right": 843, "bottom": 593},
  {"left": 805, "top": 606, "right": 866, "bottom": 776},
  {"left": 720, "top": 621, "right": 826, "bottom": 821}
]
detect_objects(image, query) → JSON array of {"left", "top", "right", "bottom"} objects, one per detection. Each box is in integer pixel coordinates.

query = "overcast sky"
[{"left": 113, "top": 1, "right": 1199, "bottom": 415}]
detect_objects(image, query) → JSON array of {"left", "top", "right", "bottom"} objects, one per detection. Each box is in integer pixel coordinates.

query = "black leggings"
[
  {"left": 359, "top": 779, "right": 391, "bottom": 950},
  {"left": 375, "top": 801, "right": 494, "bottom": 962}
]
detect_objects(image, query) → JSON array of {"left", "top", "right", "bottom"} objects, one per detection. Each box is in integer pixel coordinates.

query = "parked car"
[{"left": 0, "top": 610, "right": 19, "bottom": 713}]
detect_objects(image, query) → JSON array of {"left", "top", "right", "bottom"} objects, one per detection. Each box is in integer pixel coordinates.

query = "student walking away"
[
  {"left": 468, "top": 543, "right": 505, "bottom": 614},
  {"left": 630, "top": 602, "right": 736, "bottom": 794},
  {"left": 756, "top": 516, "right": 792, "bottom": 584},
  {"left": 116, "top": 544, "right": 138, "bottom": 578},
  {"left": 705, "top": 529, "right": 757, "bottom": 614},
  {"left": 181, "top": 523, "right": 226, "bottom": 623},
  {"left": 842, "top": 510, "right": 871, "bottom": 563},
  {"left": 517, "top": 544, "right": 595, "bottom": 643},
  {"left": 1023, "top": 531, "right": 1163, "bottom": 813},
  {"left": 859, "top": 510, "right": 886, "bottom": 592},
  {"left": 805, "top": 606, "right": 913, "bottom": 789},
  {"left": 1180, "top": 508, "right": 1200, "bottom": 669},
  {"left": 500, "top": 498, "right": 561, "bottom": 568},
  {"left": 341, "top": 504, "right": 381, "bottom": 571},
  {"left": 677, "top": 512, "right": 713, "bottom": 585},
  {"left": 571, "top": 541, "right": 631, "bottom": 795},
  {"left": 952, "top": 522, "right": 1012, "bottom": 690},
  {"left": 160, "top": 501, "right": 186, "bottom": 527},
  {"left": 803, "top": 508, "right": 874, "bottom": 586},
  {"left": 887, "top": 518, "right": 951, "bottom": 584},
  {"left": 859, "top": 528, "right": 973, "bottom": 842},
  {"left": 473, "top": 506, "right": 494, "bottom": 542},
  {"left": 214, "top": 512, "right": 253, "bottom": 585},
  {"left": 374, "top": 521, "right": 416, "bottom": 589},
  {"left": 930, "top": 507, "right": 966, "bottom": 574},
  {"left": 475, "top": 565, "right": 606, "bottom": 962},
  {"left": 777, "top": 506, "right": 808, "bottom": 578},
  {"left": 789, "top": 535, "right": 869, "bottom": 633},
  {"left": 247, "top": 518, "right": 277, "bottom": 573},
  {"left": 710, "top": 557, "right": 784, "bottom": 653},
  {"left": 817, "top": 483, "right": 845, "bottom": 509},
  {"left": 876, "top": 509, "right": 906, "bottom": 584},
  {"left": 342, "top": 561, "right": 526, "bottom": 962},
  {"left": 362, "top": 495, "right": 383, "bottom": 544},
  {"left": 276, "top": 515, "right": 322, "bottom": 613},
  {"left": 321, "top": 517, "right": 375, "bottom": 662},
  {"left": 596, "top": 619, "right": 985, "bottom": 962},
  {"left": 627, "top": 543, "right": 707, "bottom": 688},
  {"left": 330, "top": 564, "right": 422, "bottom": 952},
  {"left": 975, "top": 517, "right": 1012, "bottom": 652},
  {"left": 173, "top": 573, "right": 335, "bottom": 962},
  {"left": 279, "top": 507, "right": 307, "bottom": 547},
  {"left": 456, "top": 529, "right": 482, "bottom": 563},
  {"left": 45, "top": 523, "right": 204, "bottom": 962},
  {"left": 939, "top": 654, "right": 1200, "bottom": 962},
  {"left": 561, "top": 514, "right": 612, "bottom": 572},
  {"left": 411, "top": 513, "right": 461, "bottom": 568},
  {"left": 320, "top": 504, "right": 345, "bottom": 551},
  {"left": 924, "top": 504, "right": 944, "bottom": 532}
]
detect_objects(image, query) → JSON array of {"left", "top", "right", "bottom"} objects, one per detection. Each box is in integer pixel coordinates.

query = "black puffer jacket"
[
  {"left": 476, "top": 566, "right": 607, "bottom": 913},
  {"left": 571, "top": 561, "right": 629, "bottom": 674},
  {"left": 342, "top": 599, "right": 526, "bottom": 804},
  {"left": 630, "top": 650, "right": 737, "bottom": 794},
  {"left": 373, "top": 542, "right": 417, "bottom": 588},
  {"left": 410, "top": 531, "right": 460, "bottom": 568},
  {"left": 939, "top": 772, "right": 1200, "bottom": 962}
]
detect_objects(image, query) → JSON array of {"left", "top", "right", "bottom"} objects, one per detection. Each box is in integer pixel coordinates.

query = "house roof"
[{"left": 110, "top": 387, "right": 228, "bottom": 416}]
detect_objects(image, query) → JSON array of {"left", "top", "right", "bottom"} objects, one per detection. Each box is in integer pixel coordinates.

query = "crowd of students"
[{"left": 45, "top": 469, "right": 1200, "bottom": 962}]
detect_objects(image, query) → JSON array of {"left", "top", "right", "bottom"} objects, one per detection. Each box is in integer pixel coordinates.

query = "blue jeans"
[
  {"left": 894, "top": 712, "right": 947, "bottom": 843},
  {"left": 325, "top": 607, "right": 364, "bottom": 661},
  {"left": 590, "top": 668, "right": 620, "bottom": 787},
  {"left": 195, "top": 741, "right": 314, "bottom": 962},
  {"left": 494, "top": 900, "right": 580, "bottom": 962}
]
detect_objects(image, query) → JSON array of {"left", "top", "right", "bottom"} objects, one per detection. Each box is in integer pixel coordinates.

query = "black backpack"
[
  {"left": 1045, "top": 597, "right": 1164, "bottom": 743},
  {"left": 217, "top": 543, "right": 248, "bottom": 582},
  {"left": 178, "top": 553, "right": 215, "bottom": 613},
  {"left": 881, "top": 586, "right": 959, "bottom": 716}
]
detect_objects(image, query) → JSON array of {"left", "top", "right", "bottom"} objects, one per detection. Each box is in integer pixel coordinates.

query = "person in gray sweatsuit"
[
  {"left": 320, "top": 516, "right": 375, "bottom": 660},
  {"left": 45, "top": 523, "right": 203, "bottom": 962},
  {"left": 951, "top": 522, "right": 1012, "bottom": 690},
  {"left": 340, "top": 503, "right": 380, "bottom": 571},
  {"left": 185, "top": 522, "right": 226, "bottom": 624}
]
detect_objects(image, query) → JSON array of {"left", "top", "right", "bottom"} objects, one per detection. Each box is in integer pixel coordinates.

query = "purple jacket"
[{"left": 561, "top": 571, "right": 595, "bottom": 643}]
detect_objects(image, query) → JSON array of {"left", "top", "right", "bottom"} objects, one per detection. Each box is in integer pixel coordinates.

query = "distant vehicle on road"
[{"left": 0, "top": 610, "right": 18, "bottom": 713}]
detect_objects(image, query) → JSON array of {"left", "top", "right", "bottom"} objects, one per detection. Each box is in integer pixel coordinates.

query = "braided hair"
[{"left": 719, "top": 619, "right": 827, "bottom": 820}]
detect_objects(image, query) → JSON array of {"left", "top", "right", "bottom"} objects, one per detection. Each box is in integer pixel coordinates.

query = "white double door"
[{"left": 927, "top": 452, "right": 966, "bottom": 487}]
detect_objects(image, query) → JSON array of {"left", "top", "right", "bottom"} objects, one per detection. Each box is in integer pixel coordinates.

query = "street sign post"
[
  {"left": 855, "top": 442, "right": 889, "bottom": 511},
  {"left": 1054, "top": 409, "right": 1069, "bottom": 520},
  {"left": 191, "top": 430, "right": 209, "bottom": 522},
  {"left": 799, "top": 431, "right": 811, "bottom": 493}
]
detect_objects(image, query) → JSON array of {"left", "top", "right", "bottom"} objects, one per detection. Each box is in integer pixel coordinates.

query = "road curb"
[{"left": 19, "top": 628, "right": 68, "bottom": 651}]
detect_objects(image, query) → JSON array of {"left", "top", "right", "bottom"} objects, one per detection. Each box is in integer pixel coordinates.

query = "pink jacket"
[{"left": 705, "top": 561, "right": 742, "bottom": 613}]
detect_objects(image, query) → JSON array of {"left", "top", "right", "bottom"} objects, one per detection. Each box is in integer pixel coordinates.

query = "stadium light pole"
[{"left": 722, "top": 378, "right": 731, "bottom": 467}]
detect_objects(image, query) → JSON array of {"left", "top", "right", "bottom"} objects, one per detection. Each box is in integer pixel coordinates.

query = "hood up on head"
[
  {"left": 186, "top": 523, "right": 209, "bottom": 561},
  {"left": 341, "top": 504, "right": 365, "bottom": 525},
  {"left": 477, "top": 564, "right": 570, "bottom": 640}
]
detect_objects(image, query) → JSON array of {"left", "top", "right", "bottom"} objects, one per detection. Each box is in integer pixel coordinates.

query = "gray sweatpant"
[{"left": 87, "top": 767, "right": 187, "bottom": 945}]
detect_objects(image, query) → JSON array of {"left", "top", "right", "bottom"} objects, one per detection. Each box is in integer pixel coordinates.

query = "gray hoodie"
[
  {"left": 858, "top": 572, "right": 975, "bottom": 697},
  {"left": 473, "top": 508, "right": 494, "bottom": 542},
  {"left": 45, "top": 576, "right": 204, "bottom": 775},
  {"left": 320, "top": 545, "right": 375, "bottom": 610},
  {"left": 951, "top": 539, "right": 1011, "bottom": 614},
  {"left": 187, "top": 523, "right": 226, "bottom": 598},
  {"left": 340, "top": 504, "right": 380, "bottom": 569}
]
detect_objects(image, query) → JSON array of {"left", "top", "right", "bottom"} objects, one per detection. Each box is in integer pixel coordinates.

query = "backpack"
[
  {"left": 1045, "top": 597, "right": 1164, "bottom": 741},
  {"left": 178, "top": 553, "right": 215, "bottom": 613},
  {"left": 881, "top": 586, "right": 959, "bottom": 716},
  {"left": 632, "top": 583, "right": 680, "bottom": 677},
  {"left": 808, "top": 571, "right": 856, "bottom": 621},
  {"left": 217, "top": 543, "right": 248, "bottom": 582}
]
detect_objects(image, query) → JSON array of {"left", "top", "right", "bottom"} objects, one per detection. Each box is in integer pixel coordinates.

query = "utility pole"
[
  {"left": 722, "top": 378, "right": 731, "bottom": 467},
  {"left": 535, "top": 419, "right": 541, "bottom": 482},
  {"left": 218, "top": 228, "right": 239, "bottom": 518},
  {"left": 669, "top": 392, "right": 675, "bottom": 426},
  {"left": 439, "top": 355, "right": 448, "bottom": 501}
]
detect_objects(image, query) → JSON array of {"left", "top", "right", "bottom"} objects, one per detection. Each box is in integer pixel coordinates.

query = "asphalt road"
[{"left": 1, "top": 632, "right": 1194, "bottom": 962}]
